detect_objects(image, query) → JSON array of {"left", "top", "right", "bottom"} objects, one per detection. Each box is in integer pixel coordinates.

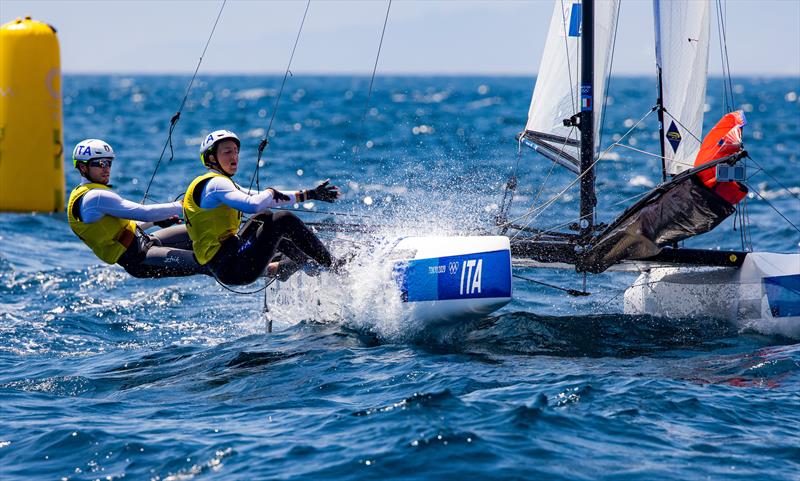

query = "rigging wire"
[
  {"left": 713, "top": 0, "right": 757, "bottom": 248},
  {"left": 661, "top": 108, "right": 703, "bottom": 144},
  {"left": 597, "top": 0, "right": 621, "bottom": 153},
  {"left": 743, "top": 183, "right": 800, "bottom": 233},
  {"left": 500, "top": 131, "right": 569, "bottom": 234},
  {"left": 714, "top": 0, "right": 753, "bottom": 248},
  {"left": 503, "top": 126, "right": 578, "bottom": 240},
  {"left": 714, "top": 1, "right": 727, "bottom": 112},
  {"left": 495, "top": 139, "right": 522, "bottom": 232},
  {"left": 235, "top": 0, "right": 312, "bottom": 314},
  {"left": 512, "top": 273, "right": 589, "bottom": 297},
  {"left": 714, "top": 0, "right": 736, "bottom": 113},
  {"left": 529, "top": 145, "right": 560, "bottom": 212},
  {"left": 247, "top": 0, "right": 312, "bottom": 194},
  {"left": 210, "top": 0, "right": 310, "bottom": 307},
  {"left": 650, "top": 109, "right": 704, "bottom": 172},
  {"left": 746, "top": 157, "right": 800, "bottom": 201},
  {"left": 141, "top": 0, "right": 227, "bottom": 203},
  {"left": 720, "top": 0, "right": 737, "bottom": 109},
  {"left": 526, "top": 187, "right": 653, "bottom": 240},
  {"left": 352, "top": 0, "right": 392, "bottom": 163},
  {"left": 238, "top": 1, "right": 396, "bottom": 224},
  {"left": 744, "top": 195, "right": 753, "bottom": 251},
  {"left": 503, "top": 107, "right": 656, "bottom": 237},
  {"left": 615, "top": 143, "right": 672, "bottom": 159},
  {"left": 500, "top": 0, "right": 595, "bottom": 234},
  {"left": 734, "top": 200, "right": 745, "bottom": 250},
  {"left": 744, "top": 197, "right": 753, "bottom": 251},
  {"left": 500, "top": 0, "right": 581, "bottom": 230},
  {"left": 507, "top": 131, "right": 579, "bottom": 233}
]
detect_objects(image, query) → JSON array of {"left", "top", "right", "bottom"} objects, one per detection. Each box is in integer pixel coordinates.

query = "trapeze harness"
[
  {"left": 183, "top": 172, "right": 333, "bottom": 286},
  {"left": 67, "top": 183, "right": 209, "bottom": 278}
]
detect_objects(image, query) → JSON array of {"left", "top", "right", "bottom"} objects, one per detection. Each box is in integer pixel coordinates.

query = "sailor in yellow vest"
[
  {"left": 67, "top": 139, "right": 209, "bottom": 278},
  {"left": 184, "top": 130, "right": 340, "bottom": 285}
]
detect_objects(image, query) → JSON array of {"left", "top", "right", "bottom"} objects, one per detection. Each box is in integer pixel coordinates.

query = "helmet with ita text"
[
  {"left": 72, "top": 139, "right": 115, "bottom": 168},
  {"left": 199, "top": 130, "right": 240, "bottom": 168}
]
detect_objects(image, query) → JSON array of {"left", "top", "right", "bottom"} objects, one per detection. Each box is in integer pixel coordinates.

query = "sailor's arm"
[
  {"left": 203, "top": 176, "right": 297, "bottom": 213},
  {"left": 204, "top": 177, "right": 339, "bottom": 213},
  {"left": 240, "top": 179, "right": 340, "bottom": 209},
  {"left": 258, "top": 180, "right": 340, "bottom": 207},
  {"left": 81, "top": 189, "right": 182, "bottom": 223}
]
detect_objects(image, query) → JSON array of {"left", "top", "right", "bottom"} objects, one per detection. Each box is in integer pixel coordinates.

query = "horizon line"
[{"left": 60, "top": 71, "right": 800, "bottom": 79}]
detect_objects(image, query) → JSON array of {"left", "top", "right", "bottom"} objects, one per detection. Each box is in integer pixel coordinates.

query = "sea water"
[{"left": 1, "top": 75, "right": 798, "bottom": 480}]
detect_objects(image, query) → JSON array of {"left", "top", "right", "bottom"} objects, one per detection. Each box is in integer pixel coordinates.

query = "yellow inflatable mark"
[{"left": 0, "top": 16, "right": 65, "bottom": 212}]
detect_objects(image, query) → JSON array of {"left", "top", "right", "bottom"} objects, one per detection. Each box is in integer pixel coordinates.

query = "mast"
[
  {"left": 653, "top": 0, "right": 668, "bottom": 182},
  {"left": 655, "top": 67, "right": 668, "bottom": 182},
  {"left": 578, "top": 0, "right": 596, "bottom": 239}
]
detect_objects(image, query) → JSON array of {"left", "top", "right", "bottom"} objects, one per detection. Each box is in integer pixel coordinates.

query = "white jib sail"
[
  {"left": 654, "top": 0, "right": 710, "bottom": 175},
  {"left": 524, "top": 0, "right": 619, "bottom": 172}
]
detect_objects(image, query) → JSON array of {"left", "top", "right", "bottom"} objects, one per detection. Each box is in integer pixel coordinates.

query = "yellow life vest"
[
  {"left": 67, "top": 183, "right": 137, "bottom": 264},
  {"left": 184, "top": 172, "right": 241, "bottom": 265}
]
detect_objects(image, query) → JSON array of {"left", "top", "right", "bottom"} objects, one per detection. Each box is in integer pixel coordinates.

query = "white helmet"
[
  {"left": 72, "top": 139, "right": 115, "bottom": 168},
  {"left": 199, "top": 130, "right": 240, "bottom": 167}
]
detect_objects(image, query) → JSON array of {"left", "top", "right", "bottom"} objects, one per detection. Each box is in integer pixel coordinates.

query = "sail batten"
[
  {"left": 524, "top": 0, "right": 619, "bottom": 171},
  {"left": 519, "top": 133, "right": 581, "bottom": 174},
  {"left": 654, "top": 0, "right": 711, "bottom": 175}
]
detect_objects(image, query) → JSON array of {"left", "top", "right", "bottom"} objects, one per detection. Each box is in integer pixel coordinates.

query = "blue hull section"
[
  {"left": 764, "top": 274, "right": 800, "bottom": 318},
  {"left": 393, "top": 249, "right": 512, "bottom": 303}
]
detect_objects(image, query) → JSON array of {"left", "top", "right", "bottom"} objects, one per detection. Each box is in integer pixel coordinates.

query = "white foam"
[{"left": 264, "top": 236, "right": 411, "bottom": 339}]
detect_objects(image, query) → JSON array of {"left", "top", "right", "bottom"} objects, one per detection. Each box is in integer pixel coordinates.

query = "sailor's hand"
[
  {"left": 154, "top": 215, "right": 182, "bottom": 228},
  {"left": 267, "top": 188, "right": 291, "bottom": 202},
  {"left": 307, "top": 180, "right": 339, "bottom": 202}
]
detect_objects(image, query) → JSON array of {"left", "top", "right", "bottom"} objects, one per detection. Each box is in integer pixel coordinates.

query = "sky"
[{"left": 2, "top": 0, "right": 799, "bottom": 76}]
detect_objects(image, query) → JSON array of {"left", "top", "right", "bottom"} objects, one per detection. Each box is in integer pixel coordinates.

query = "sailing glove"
[
  {"left": 267, "top": 188, "right": 291, "bottom": 202},
  {"left": 305, "top": 180, "right": 339, "bottom": 202},
  {"left": 155, "top": 215, "right": 182, "bottom": 228}
]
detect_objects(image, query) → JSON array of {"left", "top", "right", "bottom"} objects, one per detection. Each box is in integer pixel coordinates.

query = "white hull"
[
  {"left": 624, "top": 252, "right": 800, "bottom": 337},
  {"left": 267, "top": 235, "right": 512, "bottom": 330}
]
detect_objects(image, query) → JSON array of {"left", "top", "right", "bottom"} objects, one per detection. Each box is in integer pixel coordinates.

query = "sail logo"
[
  {"left": 568, "top": 4, "right": 582, "bottom": 37},
  {"left": 459, "top": 259, "right": 483, "bottom": 295},
  {"left": 666, "top": 121, "right": 682, "bottom": 152}
]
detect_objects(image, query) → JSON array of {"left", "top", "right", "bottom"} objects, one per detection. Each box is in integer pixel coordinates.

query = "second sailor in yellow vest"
[
  {"left": 67, "top": 139, "right": 209, "bottom": 278},
  {"left": 184, "top": 130, "right": 341, "bottom": 285}
]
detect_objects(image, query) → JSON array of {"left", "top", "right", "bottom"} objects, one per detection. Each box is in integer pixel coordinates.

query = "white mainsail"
[
  {"left": 524, "top": 0, "right": 619, "bottom": 173},
  {"left": 654, "top": 0, "right": 710, "bottom": 175}
]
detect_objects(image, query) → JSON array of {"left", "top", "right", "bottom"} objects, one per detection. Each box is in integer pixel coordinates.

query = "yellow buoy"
[{"left": 0, "top": 16, "right": 65, "bottom": 213}]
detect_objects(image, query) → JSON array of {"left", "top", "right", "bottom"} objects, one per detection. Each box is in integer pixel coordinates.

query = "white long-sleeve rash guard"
[
  {"left": 79, "top": 180, "right": 182, "bottom": 223},
  {"left": 198, "top": 175, "right": 298, "bottom": 214}
]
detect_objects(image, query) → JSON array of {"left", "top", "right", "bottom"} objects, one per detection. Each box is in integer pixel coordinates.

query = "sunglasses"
[{"left": 88, "top": 159, "right": 113, "bottom": 168}]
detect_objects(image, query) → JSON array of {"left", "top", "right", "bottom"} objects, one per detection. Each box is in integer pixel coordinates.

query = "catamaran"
[
  {"left": 303, "top": 0, "right": 798, "bottom": 329},
  {"left": 491, "top": 0, "right": 799, "bottom": 332},
  {"left": 217, "top": 0, "right": 795, "bottom": 331}
]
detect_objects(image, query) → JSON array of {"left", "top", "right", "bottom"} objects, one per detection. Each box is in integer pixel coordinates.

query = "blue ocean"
[{"left": 1, "top": 75, "right": 799, "bottom": 480}]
